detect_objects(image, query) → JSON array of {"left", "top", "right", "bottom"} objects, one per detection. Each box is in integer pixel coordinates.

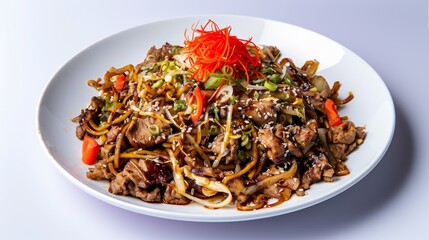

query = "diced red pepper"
[
  {"left": 324, "top": 99, "right": 341, "bottom": 127},
  {"left": 82, "top": 135, "right": 100, "bottom": 165},
  {"left": 114, "top": 74, "right": 126, "bottom": 91}
]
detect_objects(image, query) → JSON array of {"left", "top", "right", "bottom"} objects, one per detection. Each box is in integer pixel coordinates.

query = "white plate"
[{"left": 37, "top": 15, "right": 395, "bottom": 222}]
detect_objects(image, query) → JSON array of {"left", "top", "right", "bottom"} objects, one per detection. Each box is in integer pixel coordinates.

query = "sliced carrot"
[
  {"left": 324, "top": 99, "right": 341, "bottom": 127},
  {"left": 82, "top": 135, "right": 100, "bottom": 165},
  {"left": 114, "top": 74, "right": 126, "bottom": 91}
]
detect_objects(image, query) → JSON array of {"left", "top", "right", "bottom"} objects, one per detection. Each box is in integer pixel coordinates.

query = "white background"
[{"left": 1, "top": 0, "right": 428, "bottom": 239}]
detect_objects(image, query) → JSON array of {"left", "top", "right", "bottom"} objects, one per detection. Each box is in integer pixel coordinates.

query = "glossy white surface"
[
  {"left": 2, "top": 0, "right": 428, "bottom": 238},
  {"left": 38, "top": 16, "right": 394, "bottom": 222}
]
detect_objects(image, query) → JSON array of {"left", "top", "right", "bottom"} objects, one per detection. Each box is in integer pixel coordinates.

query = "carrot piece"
[
  {"left": 324, "top": 99, "right": 341, "bottom": 127},
  {"left": 82, "top": 135, "right": 100, "bottom": 165},
  {"left": 114, "top": 74, "right": 126, "bottom": 90}
]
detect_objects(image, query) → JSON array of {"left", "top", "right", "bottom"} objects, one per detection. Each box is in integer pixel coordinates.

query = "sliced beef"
[
  {"left": 87, "top": 160, "right": 114, "bottom": 180},
  {"left": 262, "top": 184, "right": 283, "bottom": 199},
  {"left": 356, "top": 126, "right": 366, "bottom": 140},
  {"left": 100, "top": 144, "right": 115, "bottom": 161},
  {"left": 279, "top": 177, "right": 300, "bottom": 191},
  {"left": 163, "top": 184, "right": 190, "bottom": 205},
  {"left": 329, "top": 143, "right": 350, "bottom": 160},
  {"left": 126, "top": 117, "right": 171, "bottom": 149},
  {"left": 261, "top": 45, "right": 280, "bottom": 63},
  {"left": 335, "top": 160, "right": 350, "bottom": 176},
  {"left": 73, "top": 97, "right": 105, "bottom": 140},
  {"left": 211, "top": 134, "right": 238, "bottom": 164},
  {"left": 331, "top": 121, "right": 356, "bottom": 145},
  {"left": 129, "top": 185, "right": 162, "bottom": 203},
  {"left": 273, "top": 124, "right": 303, "bottom": 158},
  {"left": 105, "top": 125, "right": 121, "bottom": 143},
  {"left": 294, "top": 122, "right": 317, "bottom": 152},
  {"left": 300, "top": 165, "right": 322, "bottom": 190},
  {"left": 109, "top": 159, "right": 173, "bottom": 203},
  {"left": 303, "top": 90, "right": 325, "bottom": 112},
  {"left": 227, "top": 178, "right": 248, "bottom": 203},
  {"left": 89, "top": 96, "right": 104, "bottom": 112},
  {"left": 183, "top": 154, "right": 204, "bottom": 167},
  {"left": 300, "top": 153, "right": 334, "bottom": 189},
  {"left": 139, "top": 43, "right": 174, "bottom": 67},
  {"left": 240, "top": 99, "right": 277, "bottom": 126},
  {"left": 75, "top": 125, "right": 85, "bottom": 140},
  {"left": 257, "top": 128, "right": 286, "bottom": 164}
]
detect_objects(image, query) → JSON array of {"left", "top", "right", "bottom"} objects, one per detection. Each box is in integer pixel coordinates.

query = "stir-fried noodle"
[{"left": 73, "top": 21, "right": 365, "bottom": 210}]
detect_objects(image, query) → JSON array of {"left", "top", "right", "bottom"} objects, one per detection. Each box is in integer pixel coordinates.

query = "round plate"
[{"left": 37, "top": 15, "right": 395, "bottom": 222}]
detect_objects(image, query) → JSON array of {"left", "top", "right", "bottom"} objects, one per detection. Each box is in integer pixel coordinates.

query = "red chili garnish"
[
  {"left": 324, "top": 99, "right": 341, "bottom": 127},
  {"left": 184, "top": 20, "right": 260, "bottom": 83},
  {"left": 190, "top": 86, "right": 205, "bottom": 123}
]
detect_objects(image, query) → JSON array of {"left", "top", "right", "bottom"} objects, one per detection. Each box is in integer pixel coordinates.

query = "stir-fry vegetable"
[
  {"left": 114, "top": 74, "right": 126, "bottom": 91},
  {"left": 82, "top": 135, "right": 99, "bottom": 165},
  {"left": 190, "top": 85, "right": 205, "bottom": 123},
  {"left": 324, "top": 99, "right": 341, "bottom": 127}
]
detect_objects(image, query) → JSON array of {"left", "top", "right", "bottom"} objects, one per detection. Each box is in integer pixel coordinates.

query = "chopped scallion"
[
  {"left": 208, "top": 125, "right": 218, "bottom": 135},
  {"left": 151, "top": 80, "right": 164, "bottom": 89},
  {"left": 148, "top": 124, "right": 160, "bottom": 136},
  {"left": 184, "top": 105, "right": 194, "bottom": 115},
  {"left": 237, "top": 150, "right": 247, "bottom": 162},
  {"left": 264, "top": 80, "right": 278, "bottom": 92},
  {"left": 241, "top": 135, "right": 250, "bottom": 147},
  {"left": 269, "top": 73, "right": 280, "bottom": 83},
  {"left": 174, "top": 100, "right": 186, "bottom": 113},
  {"left": 204, "top": 74, "right": 223, "bottom": 89}
]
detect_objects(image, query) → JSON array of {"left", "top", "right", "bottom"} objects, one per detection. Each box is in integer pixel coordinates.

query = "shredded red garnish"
[{"left": 184, "top": 20, "right": 261, "bottom": 83}]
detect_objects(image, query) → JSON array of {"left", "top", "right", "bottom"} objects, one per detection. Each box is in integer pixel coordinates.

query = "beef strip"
[
  {"left": 109, "top": 159, "right": 173, "bottom": 203},
  {"left": 73, "top": 96, "right": 105, "bottom": 140},
  {"left": 329, "top": 143, "right": 348, "bottom": 160},
  {"left": 129, "top": 184, "right": 162, "bottom": 203},
  {"left": 240, "top": 99, "right": 277, "bottom": 126},
  {"left": 163, "top": 184, "right": 190, "bottom": 205},
  {"left": 331, "top": 121, "right": 356, "bottom": 145},
  {"left": 303, "top": 90, "right": 325, "bottom": 113},
  {"left": 257, "top": 128, "right": 286, "bottom": 164},
  {"left": 126, "top": 116, "right": 171, "bottom": 149},
  {"left": 89, "top": 96, "right": 104, "bottom": 112},
  {"left": 356, "top": 126, "right": 366, "bottom": 140},
  {"left": 105, "top": 125, "right": 121, "bottom": 143},
  {"left": 300, "top": 153, "right": 334, "bottom": 189},
  {"left": 75, "top": 125, "right": 85, "bottom": 140},
  {"left": 294, "top": 123, "right": 317, "bottom": 152},
  {"left": 227, "top": 178, "right": 248, "bottom": 203},
  {"left": 211, "top": 134, "right": 238, "bottom": 164},
  {"left": 279, "top": 177, "right": 300, "bottom": 191},
  {"left": 273, "top": 124, "right": 303, "bottom": 158},
  {"left": 87, "top": 160, "right": 114, "bottom": 180},
  {"left": 139, "top": 43, "right": 174, "bottom": 67},
  {"left": 183, "top": 154, "right": 204, "bottom": 168}
]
